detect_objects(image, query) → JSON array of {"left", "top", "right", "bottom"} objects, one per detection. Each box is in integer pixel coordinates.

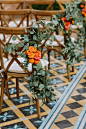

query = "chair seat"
[
  {"left": 42, "top": 35, "right": 75, "bottom": 47},
  {"left": 4, "top": 57, "right": 49, "bottom": 73},
  {"left": 71, "top": 22, "right": 83, "bottom": 29}
]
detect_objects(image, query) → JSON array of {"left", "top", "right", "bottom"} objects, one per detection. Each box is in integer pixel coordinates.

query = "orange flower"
[
  {"left": 61, "top": 17, "right": 66, "bottom": 21},
  {"left": 29, "top": 46, "right": 37, "bottom": 52},
  {"left": 64, "top": 21, "right": 71, "bottom": 31},
  {"left": 29, "top": 58, "right": 34, "bottom": 63},
  {"left": 81, "top": 11, "right": 85, "bottom": 15},
  {"left": 28, "top": 52, "right": 35, "bottom": 58},
  {"left": 34, "top": 60, "right": 39, "bottom": 64},
  {"left": 80, "top": 4, "right": 84, "bottom": 8},
  {"left": 84, "top": 13, "right": 86, "bottom": 17},
  {"left": 83, "top": 8, "right": 86, "bottom": 12},
  {"left": 25, "top": 46, "right": 41, "bottom": 64},
  {"left": 34, "top": 50, "right": 41, "bottom": 61},
  {"left": 72, "top": 21, "right": 74, "bottom": 24}
]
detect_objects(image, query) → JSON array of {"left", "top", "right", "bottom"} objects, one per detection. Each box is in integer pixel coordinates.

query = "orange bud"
[
  {"left": 80, "top": 4, "right": 84, "bottom": 8},
  {"left": 34, "top": 60, "right": 39, "bottom": 64},
  {"left": 84, "top": 13, "right": 86, "bottom": 17},
  {"left": 72, "top": 21, "right": 74, "bottom": 24},
  {"left": 61, "top": 17, "right": 66, "bottom": 21},
  {"left": 29, "top": 58, "right": 34, "bottom": 63},
  {"left": 81, "top": 11, "right": 85, "bottom": 15}
]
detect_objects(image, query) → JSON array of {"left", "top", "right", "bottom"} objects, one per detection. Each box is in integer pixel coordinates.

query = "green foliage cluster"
[{"left": 28, "top": 63, "right": 57, "bottom": 104}]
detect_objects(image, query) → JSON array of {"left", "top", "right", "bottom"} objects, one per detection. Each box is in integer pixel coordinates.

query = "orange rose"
[
  {"left": 81, "top": 11, "right": 85, "bottom": 15},
  {"left": 34, "top": 50, "right": 41, "bottom": 61},
  {"left": 84, "top": 13, "right": 86, "bottom": 17},
  {"left": 34, "top": 60, "right": 39, "bottom": 64},
  {"left": 28, "top": 52, "right": 35, "bottom": 58},
  {"left": 29, "top": 46, "right": 37, "bottom": 52},
  {"left": 72, "top": 21, "right": 74, "bottom": 24},
  {"left": 83, "top": 8, "right": 86, "bottom": 12},
  {"left": 61, "top": 17, "right": 66, "bottom": 21},
  {"left": 29, "top": 58, "right": 34, "bottom": 63},
  {"left": 80, "top": 4, "right": 84, "bottom": 8},
  {"left": 64, "top": 21, "right": 71, "bottom": 31}
]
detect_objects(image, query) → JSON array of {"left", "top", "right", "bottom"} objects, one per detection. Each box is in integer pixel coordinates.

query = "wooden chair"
[
  {"left": 0, "top": 9, "right": 49, "bottom": 114},
  {"left": 27, "top": 0, "right": 55, "bottom": 24},
  {"left": 0, "top": 0, "right": 26, "bottom": 10},
  {"left": 31, "top": 9, "right": 76, "bottom": 81},
  {"left": 0, "top": 9, "right": 31, "bottom": 46},
  {"left": 0, "top": 26, "right": 49, "bottom": 115}
]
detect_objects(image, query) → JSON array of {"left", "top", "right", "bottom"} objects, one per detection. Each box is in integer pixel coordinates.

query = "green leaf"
[
  {"left": 12, "top": 36, "right": 17, "bottom": 41},
  {"left": 37, "top": 61, "right": 42, "bottom": 68},
  {"left": 34, "top": 44, "right": 37, "bottom": 48},
  {"left": 25, "top": 29, "right": 27, "bottom": 33},
  {"left": 18, "top": 42, "right": 24, "bottom": 47},
  {"left": 34, "top": 82, "right": 38, "bottom": 86},
  {"left": 39, "top": 84, "right": 45, "bottom": 89},
  {"left": 24, "top": 45, "right": 29, "bottom": 50},
  {"left": 33, "top": 35, "right": 37, "bottom": 40},
  {"left": 12, "top": 44, "right": 18, "bottom": 50},
  {"left": 51, "top": 35, "right": 55, "bottom": 41},
  {"left": 4, "top": 47, "right": 8, "bottom": 52},
  {"left": 24, "top": 35, "right": 29, "bottom": 42},
  {"left": 46, "top": 91, "right": 50, "bottom": 96}
]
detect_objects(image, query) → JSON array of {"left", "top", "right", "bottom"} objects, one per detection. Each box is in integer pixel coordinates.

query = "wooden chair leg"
[
  {"left": 48, "top": 50, "right": 51, "bottom": 69},
  {"left": 36, "top": 98, "right": 41, "bottom": 119},
  {"left": 16, "top": 78, "right": 19, "bottom": 99},
  {"left": 72, "top": 65, "right": 74, "bottom": 72},
  {"left": 67, "top": 64, "right": 71, "bottom": 82},
  {"left": 0, "top": 77, "right": 4, "bottom": 113},
  {"left": 54, "top": 51, "right": 56, "bottom": 58},
  {"left": 46, "top": 97, "right": 49, "bottom": 103},
  {"left": 5, "top": 75, "right": 10, "bottom": 100},
  {"left": 84, "top": 43, "right": 86, "bottom": 58}
]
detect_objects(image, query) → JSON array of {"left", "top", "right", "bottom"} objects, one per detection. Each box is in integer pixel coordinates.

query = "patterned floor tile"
[
  {"left": 19, "top": 104, "right": 45, "bottom": 116},
  {"left": 61, "top": 110, "right": 78, "bottom": 119},
  {"left": 0, "top": 110, "right": 18, "bottom": 123},
  {"left": 71, "top": 95, "right": 86, "bottom": 101},
  {"left": 55, "top": 120, "right": 73, "bottom": 128},
  {"left": 29, "top": 115, "right": 47, "bottom": 129},
  {"left": 1, "top": 122, "right": 28, "bottom": 129},
  {"left": 66, "top": 102, "right": 83, "bottom": 109}
]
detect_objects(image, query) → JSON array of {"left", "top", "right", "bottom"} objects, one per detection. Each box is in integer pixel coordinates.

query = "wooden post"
[
  {"left": 36, "top": 98, "right": 41, "bottom": 119},
  {"left": 0, "top": 76, "right": 4, "bottom": 113},
  {"left": 48, "top": 50, "right": 51, "bottom": 69},
  {"left": 16, "top": 78, "right": 19, "bottom": 99},
  {"left": 84, "top": 43, "right": 86, "bottom": 58},
  {"left": 46, "top": 97, "right": 49, "bottom": 103},
  {"left": 67, "top": 64, "right": 71, "bottom": 82},
  {"left": 72, "top": 65, "right": 74, "bottom": 72},
  {"left": 5, "top": 75, "right": 10, "bottom": 100}
]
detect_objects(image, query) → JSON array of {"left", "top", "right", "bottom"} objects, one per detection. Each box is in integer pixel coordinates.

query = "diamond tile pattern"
[
  {"left": 61, "top": 110, "right": 78, "bottom": 119},
  {"left": 51, "top": 72, "right": 86, "bottom": 129},
  {"left": 55, "top": 120, "right": 73, "bottom": 128}
]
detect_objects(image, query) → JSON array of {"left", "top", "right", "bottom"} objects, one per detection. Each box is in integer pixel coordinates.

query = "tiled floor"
[{"left": 0, "top": 47, "right": 85, "bottom": 129}]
